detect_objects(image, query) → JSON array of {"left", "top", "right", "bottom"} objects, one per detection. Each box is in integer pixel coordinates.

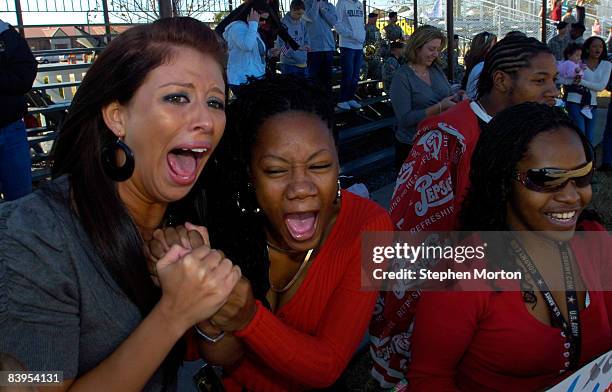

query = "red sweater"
[
  {"left": 389, "top": 100, "right": 483, "bottom": 232},
  {"left": 408, "top": 222, "right": 612, "bottom": 391},
  {"left": 223, "top": 191, "right": 394, "bottom": 391}
]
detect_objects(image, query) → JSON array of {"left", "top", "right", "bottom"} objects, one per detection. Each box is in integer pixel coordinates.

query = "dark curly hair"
[{"left": 202, "top": 74, "right": 335, "bottom": 301}]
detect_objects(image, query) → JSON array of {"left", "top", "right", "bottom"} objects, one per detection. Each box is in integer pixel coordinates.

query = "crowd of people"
[{"left": 0, "top": 0, "right": 611, "bottom": 391}]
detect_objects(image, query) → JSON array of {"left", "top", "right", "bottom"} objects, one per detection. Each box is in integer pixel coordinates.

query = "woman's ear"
[{"left": 101, "top": 101, "right": 126, "bottom": 138}]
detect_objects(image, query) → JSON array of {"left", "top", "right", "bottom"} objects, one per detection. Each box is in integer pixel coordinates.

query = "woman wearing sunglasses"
[{"left": 407, "top": 103, "right": 611, "bottom": 391}]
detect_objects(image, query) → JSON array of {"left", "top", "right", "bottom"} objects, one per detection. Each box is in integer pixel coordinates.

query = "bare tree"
[{"left": 108, "top": 0, "right": 219, "bottom": 23}]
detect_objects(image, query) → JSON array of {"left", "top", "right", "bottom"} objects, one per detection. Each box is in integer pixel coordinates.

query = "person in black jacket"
[{"left": 0, "top": 19, "right": 37, "bottom": 200}]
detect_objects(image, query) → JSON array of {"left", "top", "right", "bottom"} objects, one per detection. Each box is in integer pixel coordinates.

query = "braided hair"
[
  {"left": 460, "top": 102, "right": 591, "bottom": 232},
  {"left": 202, "top": 74, "right": 335, "bottom": 301},
  {"left": 460, "top": 103, "right": 595, "bottom": 304},
  {"left": 476, "top": 36, "right": 553, "bottom": 99}
]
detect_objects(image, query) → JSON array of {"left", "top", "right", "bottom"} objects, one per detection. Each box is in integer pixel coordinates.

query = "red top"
[
  {"left": 551, "top": 4, "right": 562, "bottom": 21},
  {"left": 223, "top": 191, "right": 394, "bottom": 391},
  {"left": 408, "top": 222, "right": 612, "bottom": 391}
]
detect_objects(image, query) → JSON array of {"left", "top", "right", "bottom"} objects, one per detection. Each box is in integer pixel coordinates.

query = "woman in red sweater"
[
  {"left": 185, "top": 74, "right": 393, "bottom": 391},
  {"left": 408, "top": 103, "right": 612, "bottom": 391}
]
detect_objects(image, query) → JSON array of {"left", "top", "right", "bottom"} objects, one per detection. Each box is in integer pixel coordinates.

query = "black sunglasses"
[{"left": 513, "top": 161, "right": 594, "bottom": 193}]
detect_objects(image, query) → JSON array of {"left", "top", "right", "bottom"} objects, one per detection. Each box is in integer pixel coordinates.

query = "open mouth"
[
  {"left": 544, "top": 210, "right": 578, "bottom": 227},
  {"left": 284, "top": 211, "right": 318, "bottom": 241},
  {"left": 166, "top": 146, "right": 209, "bottom": 186}
]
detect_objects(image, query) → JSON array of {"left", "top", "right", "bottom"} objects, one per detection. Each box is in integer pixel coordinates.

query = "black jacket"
[{"left": 0, "top": 23, "right": 37, "bottom": 128}]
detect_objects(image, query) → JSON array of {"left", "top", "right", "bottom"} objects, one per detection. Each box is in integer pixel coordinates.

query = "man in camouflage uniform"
[
  {"left": 378, "top": 11, "right": 403, "bottom": 60},
  {"left": 364, "top": 12, "right": 382, "bottom": 83},
  {"left": 383, "top": 12, "right": 403, "bottom": 43}
]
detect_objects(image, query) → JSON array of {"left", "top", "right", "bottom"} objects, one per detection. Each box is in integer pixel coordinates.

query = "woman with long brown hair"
[
  {"left": 0, "top": 18, "right": 240, "bottom": 391},
  {"left": 390, "top": 25, "right": 460, "bottom": 168}
]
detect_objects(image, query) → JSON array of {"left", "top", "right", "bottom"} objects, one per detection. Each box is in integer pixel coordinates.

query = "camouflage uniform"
[
  {"left": 379, "top": 23, "right": 403, "bottom": 59},
  {"left": 364, "top": 23, "right": 382, "bottom": 81},
  {"left": 383, "top": 23, "right": 403, "bottom": 43}
]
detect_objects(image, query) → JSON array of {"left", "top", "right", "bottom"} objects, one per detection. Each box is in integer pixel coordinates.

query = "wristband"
[{"left": 194, "top": 324, "right": 225, "bottom": 344}]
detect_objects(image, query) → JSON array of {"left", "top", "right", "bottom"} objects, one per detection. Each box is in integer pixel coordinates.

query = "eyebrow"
[
  {"left": 260, "top": 149, "right": 331, "bottom": 163},
  {"left": 158, "top": 82, "right": 195, "bottom": 89},
  {"left": 531, "top": 71, "right": 556, "bottom": 76},
  {"left": 158, "top": 82, "right": 226, "bottom": 97},
  {"left": 210, "top": 86, "right": 225, "bottom": 96}
]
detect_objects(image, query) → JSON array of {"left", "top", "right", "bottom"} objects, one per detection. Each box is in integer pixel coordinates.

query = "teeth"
[
  {"left": 180, "top": 148, "right": 208, "bottom": 153},
  {"left": 547, "top": 211, "right": 576, "bottom": 220}
]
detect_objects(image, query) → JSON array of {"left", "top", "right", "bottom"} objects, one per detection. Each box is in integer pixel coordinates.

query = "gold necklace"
[{"left": 268, "top": 247, "right": 314, "bottom": 293}]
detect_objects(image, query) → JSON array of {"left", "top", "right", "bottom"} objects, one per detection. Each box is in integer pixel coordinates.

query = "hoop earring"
[
  {"left": 334, "top": 178, "right": 341, "bottom": 204},
  {"left": 235, "top": 185, "right": 262, "bottom": 215},
  {"left": 101, "top": 138, "right": 135, "bottom": 182}
]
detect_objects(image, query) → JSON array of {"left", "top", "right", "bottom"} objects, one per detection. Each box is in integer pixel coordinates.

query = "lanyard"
[{"left": 509, "top": 239, "right": 582, "bottom": 370}]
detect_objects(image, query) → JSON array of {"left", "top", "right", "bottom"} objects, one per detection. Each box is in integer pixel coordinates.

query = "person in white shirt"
[
  {"left": 223, "top": 7, "right": 278, "bottom": 95},
  {"left": 334, "top": 0, "right": 366, "bottom": 110},
  {"left": 561, "top": 36, "right": 611, "bottom": 144}
]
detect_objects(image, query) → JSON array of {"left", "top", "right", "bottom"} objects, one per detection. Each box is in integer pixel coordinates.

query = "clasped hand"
[{"left": 144, "top": 224, "right": 257, "bottom": 332}]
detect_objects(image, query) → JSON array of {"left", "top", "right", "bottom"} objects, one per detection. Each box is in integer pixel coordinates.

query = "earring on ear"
[
  {"left": 334, "top": 178, "right": 341, "bottom": 204},
  {"left": 101, "top": 137, "right": 135, "bottom": 182},
  {"left": 235, "top": 183, "right": 262, "bottom": 215}
]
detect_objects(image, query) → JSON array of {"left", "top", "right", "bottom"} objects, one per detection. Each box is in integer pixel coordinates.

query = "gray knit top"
[{"left": 0, "top": 175, "right": 172, "bottom": 391}]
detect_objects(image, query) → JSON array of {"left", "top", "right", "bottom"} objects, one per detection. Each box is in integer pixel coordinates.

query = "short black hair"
[
  {"left": 368, "top": 12, "right": 378, "bottom": 18},
  {"left": 564, "top": 42, "right": 582, "bottom": 60},
  {"left": 504, "top": 30, "right": 527, "bottom": 39},
  {"left": 557, "top": 21, "right": 568, "bottom": 30},
  {"left": 572, "top": 23, "right": 586, "bottom": 33},
  {"left": 388, "top": 11, "right": 397, "bottom": 17},
  {"left": 290, "top": 0, "right": 305, "bottom": 10}
]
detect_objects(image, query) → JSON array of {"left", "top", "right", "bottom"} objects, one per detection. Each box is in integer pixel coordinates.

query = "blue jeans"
[
  {"left": 280, "top": 63, "right": 308, "bottom": 77},
  {"left": 603, "top": 99, "right": 612, "bottom": 165},
  {"left": 0, "top": 119, "right": 32, "bottom": 201},
  {"left": 566, "top": 102, "right": 598, "bottom": 144},
  {"left": 308, "top": 51, "right": 334, "bottom": 94},
  {"left": 339, "top": 47, "right": 363, "bottom": 102}
]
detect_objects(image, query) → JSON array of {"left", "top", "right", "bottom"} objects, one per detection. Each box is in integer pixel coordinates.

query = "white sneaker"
[
  {"left": 347, "top": 99, "right": 362, "bottom": 109},
  {"left": 337, "top": 101, "right": 351, "bottom": 110},
  {"left": 581, "top": 106, "right": 593, "bottom": 119}
]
